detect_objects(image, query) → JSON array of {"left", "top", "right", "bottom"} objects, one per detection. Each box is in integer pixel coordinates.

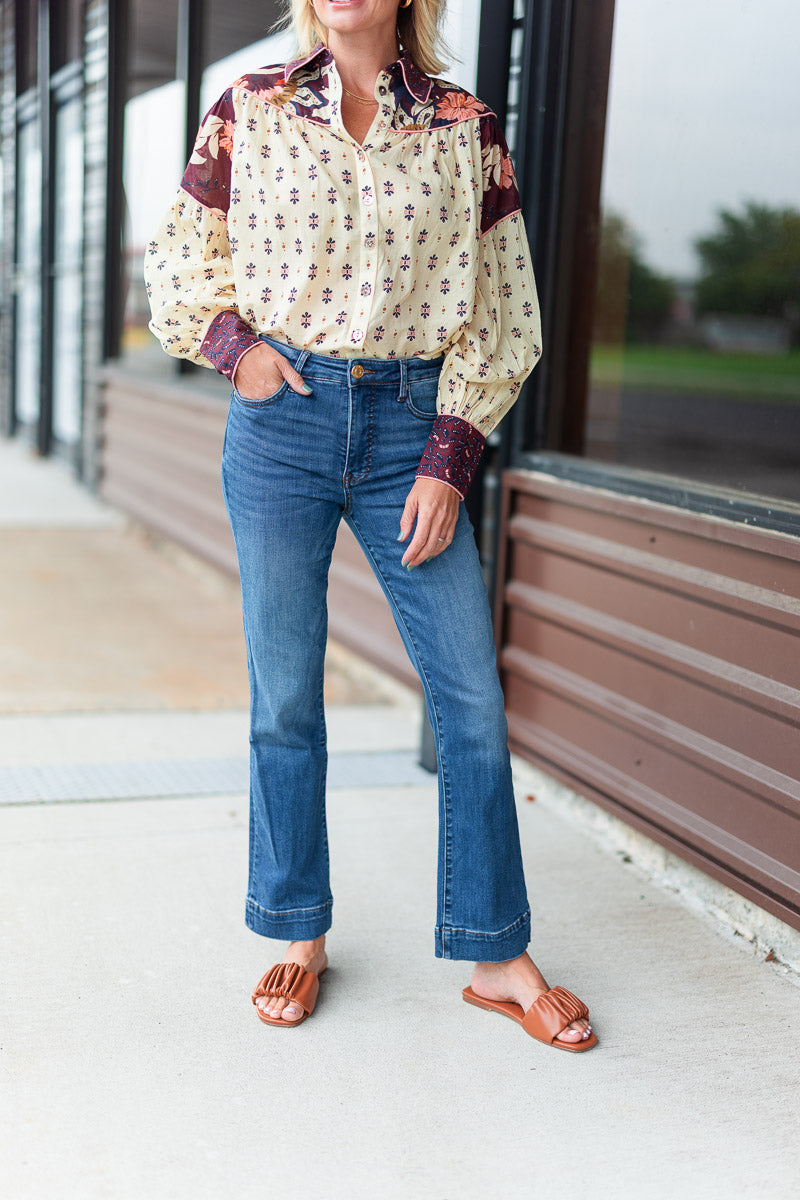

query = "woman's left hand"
[{"left": 398, "top": 478, "right": 461, "bottom": 569}]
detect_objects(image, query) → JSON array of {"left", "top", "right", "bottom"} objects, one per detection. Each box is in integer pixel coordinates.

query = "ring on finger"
[{"left": 437, "top": 537, "right": 448, "bottom": 543}]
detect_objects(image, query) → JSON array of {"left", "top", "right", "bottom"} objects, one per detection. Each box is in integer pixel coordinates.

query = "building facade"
[{"left": 2, "top": 0, "right": 799, "bottom": 930}]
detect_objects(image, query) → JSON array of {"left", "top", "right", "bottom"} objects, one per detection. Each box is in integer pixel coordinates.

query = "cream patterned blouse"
[{"left": 145, "top": 44, "right": 542, "bottom": 498}]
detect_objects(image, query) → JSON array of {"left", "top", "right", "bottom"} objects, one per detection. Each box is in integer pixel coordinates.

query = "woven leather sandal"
[
  {"left": 462, "top": 983, "right": 598, "bottom": 1052},
  {"left": 251, "top": 961, "right": 321, "bottom": 1027}
]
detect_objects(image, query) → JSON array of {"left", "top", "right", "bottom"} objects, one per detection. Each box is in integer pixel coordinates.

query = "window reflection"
[
  {"left": 120, "top": 2, "right": 182, "bottom": 375},
  {"left": 120, "top": 0, "right": 291, "bottom": 381},
  {"left": 587, "top": 0, "right": 800, "bottom": 505},
  {"left": 121, "top": 77, "right": 185, "bottom": 372},
  {"left": 14, "top": 117, "right": 41, "bottom": 430},
  {"left": 52, "top": 96, "right": 84, "bottom": 446}
]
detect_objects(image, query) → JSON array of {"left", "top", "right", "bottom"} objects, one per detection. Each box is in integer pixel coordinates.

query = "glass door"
[
  {"left": 50, "top": 79, "right": 84, "bottom": 450},
  {"left": 13, "top": 108, "right": 41, "bottom": 436}
]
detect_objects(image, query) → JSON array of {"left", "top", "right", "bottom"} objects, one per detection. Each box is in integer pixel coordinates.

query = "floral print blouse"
[{"left": 145, "top": 43, "right": 542, "bottom": 498}]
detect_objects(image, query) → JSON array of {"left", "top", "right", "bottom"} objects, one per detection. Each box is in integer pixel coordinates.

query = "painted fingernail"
[
  {"left": 397, "top": 531, "right": 405, "bottom": 541},
  {"left": 406, "top": 564, "right": 416, "bottom": 572},
  {"left": 301, "top": 383, "right": 313, "bottom": 394}
]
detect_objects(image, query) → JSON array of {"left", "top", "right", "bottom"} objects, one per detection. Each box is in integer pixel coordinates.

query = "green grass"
[{"left": 590, "top": 344, "right": 800, "bottom": 402}]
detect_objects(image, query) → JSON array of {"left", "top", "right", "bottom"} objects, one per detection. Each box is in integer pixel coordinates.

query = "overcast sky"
[{"left": 601, "top": 0, "right": 800, "bottom": 279}]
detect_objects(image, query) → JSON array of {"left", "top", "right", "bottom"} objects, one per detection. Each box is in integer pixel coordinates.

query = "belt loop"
[{"left": 399, "top": 358, "right": 408, "bottom": 400}]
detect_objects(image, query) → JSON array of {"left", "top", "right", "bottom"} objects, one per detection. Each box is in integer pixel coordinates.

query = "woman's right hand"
[{"left": 232, "top": 344, "right": 311, "bottom": 400}]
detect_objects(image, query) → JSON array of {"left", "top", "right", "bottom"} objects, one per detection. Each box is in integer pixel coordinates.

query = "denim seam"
[
  {"left": 341, "top": 380, "right": 354, "bottom": 515},
  {"left": 303, "top": 374, "right": 400, "bottom": 387},
  {"left": 247, "top": 897, "right": 333, "bottom": 916},
  {"left": 346, "top": 384, "right": 376, "bottom": 486},
  {"left": 315, "top": 627, "right": 332, "bottom": 883},
  {"left": 435, "top": 908, "right": 531, "bottom": 939},
  {"left": 231, "top": 382, "right": 290, "bottom": 408},
  {"left": 345, "top": 515, "right": 453, "bottom": 935}
]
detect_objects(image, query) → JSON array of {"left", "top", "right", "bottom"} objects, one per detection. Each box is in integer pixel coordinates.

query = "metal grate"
[{"left": 0, "top": 750, "right": 434, "bottom": 805}]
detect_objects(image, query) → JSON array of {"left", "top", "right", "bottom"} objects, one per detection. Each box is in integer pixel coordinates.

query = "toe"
[
  {"left": 556, "top": 1026, "right": 583, "bottom": 1042},
  {"left": 556, "top": 1018, "right": 592, "bottom": 1043},
  {"left": 281, "top": 1003, "right": 303, "bottom": 1022}
]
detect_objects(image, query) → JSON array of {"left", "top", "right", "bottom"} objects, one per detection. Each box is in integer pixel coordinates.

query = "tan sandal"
[
  {"left": 462, "top": 983, "right": 598, "bottom": 1052},
  {"left": 251, "top": 962, "right": 320, "bottom": 1027}
]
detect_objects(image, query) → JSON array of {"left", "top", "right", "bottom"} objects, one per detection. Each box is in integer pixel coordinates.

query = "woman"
[{"left": 145, "top": 0, "right": 597, "bottom": 1052}]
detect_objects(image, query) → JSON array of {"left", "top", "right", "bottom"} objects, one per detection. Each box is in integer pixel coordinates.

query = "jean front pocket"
[
  {"left": 231, "top": 378, "right": 290, "bottom": 408},
  {"left": 404, "top": 373, "right": 441, "bottom": 420}
]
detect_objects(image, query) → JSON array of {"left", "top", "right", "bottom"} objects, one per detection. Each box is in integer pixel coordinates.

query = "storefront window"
[
  {"left": 13, "top": 114, "right": 40, "bottom": 431},
  {"left": 120, "top": 1, "right": 289, "bottom": 379},
  {"left": 51, "top": 92, "right": 84, "bottom": 445},
  {"left": 586, "top": 0, "right": 800, "bottom": 506},
  {"left": 119, "top": 2, "right": 183, "bottom": 374}
]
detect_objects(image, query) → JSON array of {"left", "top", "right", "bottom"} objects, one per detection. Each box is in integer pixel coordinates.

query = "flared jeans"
[{"left": 220, "top": 335, "right": 531, "bottom": 961}]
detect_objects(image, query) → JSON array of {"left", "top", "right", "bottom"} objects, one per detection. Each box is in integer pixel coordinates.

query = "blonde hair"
[{"left": 275, "top": 1, "right": 450, "bottom": 77}]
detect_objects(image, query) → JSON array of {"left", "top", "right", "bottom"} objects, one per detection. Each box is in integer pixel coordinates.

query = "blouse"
[{"left": 144, "top": 43, "right": 542, "bottom": 499}]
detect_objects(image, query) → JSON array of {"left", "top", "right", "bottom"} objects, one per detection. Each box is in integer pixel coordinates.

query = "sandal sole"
[{"left": 462, "top": 985, "right": 598, "bottom": 1052}]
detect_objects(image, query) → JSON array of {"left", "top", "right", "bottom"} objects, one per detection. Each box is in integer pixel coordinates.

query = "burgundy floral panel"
[
  {"left": 236, "top": 46, "right": 491, "bottom": 134},
  {"left": 200, "top": 311, "right": 262, "bottom": 380},
  {"left": 181, "top": 90, "right": 237, "bottom": 213},
  {"left": 479, "top": 113, "right": 522, "bottom": 236},
  {"left": 416, "top": 415, "right": 486, "bottom": 500}
]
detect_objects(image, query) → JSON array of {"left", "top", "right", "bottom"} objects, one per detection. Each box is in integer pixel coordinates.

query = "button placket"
[{"left": 351, "top": 144, "right": 380, "bottom": 347}]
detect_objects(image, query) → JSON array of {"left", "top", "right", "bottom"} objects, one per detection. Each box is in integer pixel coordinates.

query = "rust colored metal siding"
[
  {"left": 98, "top": 371, "right": 415, "bottom": 684},
  {"left": 497, "top": 469, "right": 800, "bottom": 930}
]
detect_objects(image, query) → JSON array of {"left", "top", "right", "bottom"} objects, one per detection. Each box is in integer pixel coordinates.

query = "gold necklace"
[{"left": 342, "top": 85, "right": 378, "bottom": 106}]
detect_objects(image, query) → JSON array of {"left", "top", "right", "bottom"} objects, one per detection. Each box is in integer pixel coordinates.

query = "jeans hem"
[
  {"left": 245, "top": 897, "right": 333, "bottom": 940},
  {"left": 434, "top": 910, "right": 531, "bottom": 961}
]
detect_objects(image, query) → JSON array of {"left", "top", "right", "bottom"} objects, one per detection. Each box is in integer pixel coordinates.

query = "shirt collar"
[{"left": 283, "top": 43, "right": 433, "bottom": 104}]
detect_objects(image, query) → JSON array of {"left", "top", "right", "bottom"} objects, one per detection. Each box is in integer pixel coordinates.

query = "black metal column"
[
  {"left": 1, "top": 0, "right": 17, "bottom": 438},
  {"left": 102, "top": 0, "right": 128, "bottom": 361},
  {"left": 178, "top": 0, "right": 205, "bottom": 164},
  {"left": 177, "top": 0, "right": 205, "bottom": 376}
]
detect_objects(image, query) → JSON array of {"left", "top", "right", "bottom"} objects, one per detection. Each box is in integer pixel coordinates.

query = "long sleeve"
[
  {"left": 415, "top": 113, "right": 542, "bottom": 499},
  {"left": 144, "top": 90, "right": 262, "bottom": 378}
]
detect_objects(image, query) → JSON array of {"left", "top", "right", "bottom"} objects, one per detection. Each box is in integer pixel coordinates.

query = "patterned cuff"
[
  {"left": 415, "top": 414, "right": 486, "bottom": 500},
  {"left": 200, "top": 311, "right": 262, "bottom": 380}
]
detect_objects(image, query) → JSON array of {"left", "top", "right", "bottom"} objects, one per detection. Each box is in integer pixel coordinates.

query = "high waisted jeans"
[{"left": 220, "top": 334, "right": 531, "bottom": 961}]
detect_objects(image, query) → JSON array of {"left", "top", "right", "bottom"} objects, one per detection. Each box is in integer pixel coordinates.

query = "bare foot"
[
  {"left": 470, "top": 952, "right": 593, "bottom": 1045},
  {"left": 255, "top": 936, "right": 328, "bottom": 1023}
]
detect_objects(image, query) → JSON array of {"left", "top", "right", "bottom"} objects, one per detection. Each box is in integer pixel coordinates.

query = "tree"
[
  {"left": 694, "top": 202, "right": 800, "bottom": 343},
  {"left": 594, "top": 212, "right": 676, "bottom": 344}
]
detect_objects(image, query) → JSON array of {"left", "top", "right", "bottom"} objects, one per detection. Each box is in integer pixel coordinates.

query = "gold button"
[{"left": 352, "top": 364, "right": 365, "bottom": 379}]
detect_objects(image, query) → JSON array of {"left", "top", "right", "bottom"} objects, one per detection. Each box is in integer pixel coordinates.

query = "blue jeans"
[{"left": 220, "top": 334, "right": 531, "bottom": 961}]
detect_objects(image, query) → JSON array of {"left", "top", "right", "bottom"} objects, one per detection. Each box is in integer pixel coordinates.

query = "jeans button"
[{"left": 352, "top": 364, "right": 365, "bottom": 379}]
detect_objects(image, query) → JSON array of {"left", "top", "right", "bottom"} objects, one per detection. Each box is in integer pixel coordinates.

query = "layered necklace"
[{"left": 342, "top": 85, "right": 378, "bottom": 106}]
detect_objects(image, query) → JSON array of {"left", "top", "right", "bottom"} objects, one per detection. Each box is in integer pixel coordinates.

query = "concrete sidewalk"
[{"left": 1, "top": 438, "right": 799, "bottom": 1200}]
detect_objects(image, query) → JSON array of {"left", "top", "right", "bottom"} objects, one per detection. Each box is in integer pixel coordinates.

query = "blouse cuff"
[
  {"left": 415, "top": 414, "right": 486, "bottom": 500},
  {"left": 200, "top": 311, "right": 262, "bottom": 380}
]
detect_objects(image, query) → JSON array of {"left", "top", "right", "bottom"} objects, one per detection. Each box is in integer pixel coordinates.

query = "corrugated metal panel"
[
  {"left": 99, "top": 372, "right": 414, "bottom": 684},
  {"left": 497, "top": 469, "right": 800, "bottom": 929}
]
